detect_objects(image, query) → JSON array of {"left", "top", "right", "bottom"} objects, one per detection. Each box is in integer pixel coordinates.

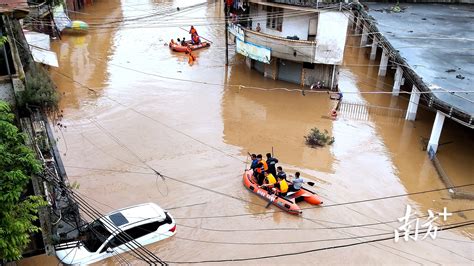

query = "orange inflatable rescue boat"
[
  {"left": 242, "top": 170, "right": 323, "bottom": 215},
  {"left": 169, "top": 40, "right": 210, "bottom": 53}
]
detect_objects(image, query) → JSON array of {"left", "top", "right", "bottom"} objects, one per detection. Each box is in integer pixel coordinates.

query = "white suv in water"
[{"left": 55, "top": 203, "right": 176, "bottom": 265}]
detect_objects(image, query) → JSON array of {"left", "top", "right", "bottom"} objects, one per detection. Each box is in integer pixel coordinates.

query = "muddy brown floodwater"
[{"left": 20, "top": 0, "right": 473, "bottom": 265}]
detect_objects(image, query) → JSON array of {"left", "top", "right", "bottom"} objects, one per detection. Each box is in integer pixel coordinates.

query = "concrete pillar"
[
  {"left": 405, "top": 85, "right": 420, "bottom": 121},
  {"left": 378, "top": 50, "right": 388, "bottom": 76},
  {"left": 428, "top": 111, "right": 446, "bottom": 154},
  {"left": 264, "top": 59, "right": 278, "bottom": 80},
  {"left": 370, "top": 37, "right": 378, "bottom": 61},
  {"left": 360, "top": 25, "right": 368, "bottom": 47},
  {"left": 392, "top": 65, "right": 403, "bottom": 96},
  {"left": 245, "top": 57, "right": 252, "bottom": 69}
]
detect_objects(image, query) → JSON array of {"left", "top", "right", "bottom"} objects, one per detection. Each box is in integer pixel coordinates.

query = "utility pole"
[{"left": 224, "top": 2, "right": 229, "bottom": 66}]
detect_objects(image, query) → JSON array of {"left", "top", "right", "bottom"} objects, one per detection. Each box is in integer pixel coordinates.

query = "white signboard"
[
  {"left": 228, "top": 24, "right": 244, "bottom": 41},
  {"left": 236, "top": 38, "right": 271, "bottom": 64}
]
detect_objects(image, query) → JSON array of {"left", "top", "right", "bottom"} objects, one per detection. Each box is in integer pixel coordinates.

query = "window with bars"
[{"left": 266, "top": 6, "right": 283, "bottom": 32}]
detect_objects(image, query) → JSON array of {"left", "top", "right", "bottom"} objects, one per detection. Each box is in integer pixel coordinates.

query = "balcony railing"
[
  {"left": 28, "top": 2, "right": 50, "bottom": 18},
  {"left": 269, "top": 0, "right": 344, "bottom": 8},
  {"left": 232, "top": 25, "right": 317, "bottom": 63}
]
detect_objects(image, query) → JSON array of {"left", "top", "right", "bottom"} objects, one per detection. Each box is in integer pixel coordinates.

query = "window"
[
  {"left": 100, "top": 221, "right": 162, "bottom": 252},
  {"left": 266, "top": 6, "right": 283, "bottom": 31},
  {"left": 82, "top": 221, "right": 111, "bottom": 252}
]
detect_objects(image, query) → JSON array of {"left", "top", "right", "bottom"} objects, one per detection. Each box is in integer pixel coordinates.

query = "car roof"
[{"left": 100, "top": 203, "right": 166, "bottom": 232}]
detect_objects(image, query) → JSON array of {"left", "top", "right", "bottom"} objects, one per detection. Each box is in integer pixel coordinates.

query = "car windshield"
[{"left": 82, "top": 220, "right": 111, "bottom": 252}]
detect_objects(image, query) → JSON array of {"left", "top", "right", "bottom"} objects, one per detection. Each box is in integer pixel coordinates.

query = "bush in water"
[{"left": 304, "top": 127, "right": 335, "bottom": 147}]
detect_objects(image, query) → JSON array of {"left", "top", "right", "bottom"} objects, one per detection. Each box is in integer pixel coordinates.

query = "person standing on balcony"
[{"left": 256, "top": 23, "right": 261, "bottom": 32}]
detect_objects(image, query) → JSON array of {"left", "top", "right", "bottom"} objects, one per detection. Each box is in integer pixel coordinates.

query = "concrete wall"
[
  {"left": 315, "top": 11, "right": 349, "bottom": 65},
  {"left": 0, "top": 79, "right": 15, "bottom": 105},
  {"left": 250, "top": 58, "right": 336, "bottom": 88},
  {"left": 303, "top": 64, "right": 338, "bottom": 87},
  {"left": 249, "top": 4, "right": 316, "bottom": 40}
]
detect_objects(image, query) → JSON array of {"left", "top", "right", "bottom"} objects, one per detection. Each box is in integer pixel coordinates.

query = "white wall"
[
  {"left": 249, "top": 5, "right": 315, "bottom": 41},
  {"left": 314, "top": 11, "right": 349, "bottom": 65}
]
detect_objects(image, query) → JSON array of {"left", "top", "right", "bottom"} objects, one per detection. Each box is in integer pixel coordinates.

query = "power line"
[
  {"left": 42, "top": 168, "right": 166, "bottom": 265},
  {"left": 163, "top": 221, "right": 474, "bottom": 264},
  {"left": 61, "top": 163, "right": 474, "bottom": 223}
]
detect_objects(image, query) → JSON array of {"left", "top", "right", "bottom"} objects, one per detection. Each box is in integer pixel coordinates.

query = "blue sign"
[{"left": 236, "top": 38, "right": 271, "bottom": 64}]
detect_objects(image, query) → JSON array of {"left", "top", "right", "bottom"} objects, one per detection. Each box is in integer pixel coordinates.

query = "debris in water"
[
  {"left": 445, "top": 69, "right": 456, "bottom": 73},
  {"left": 456, "top": 74, "right": 465, "bottom": 80}
]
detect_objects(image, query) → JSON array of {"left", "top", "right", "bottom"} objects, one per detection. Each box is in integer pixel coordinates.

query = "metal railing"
[{"left": 338, "top": 101, "right": 406, "bottom": 124}]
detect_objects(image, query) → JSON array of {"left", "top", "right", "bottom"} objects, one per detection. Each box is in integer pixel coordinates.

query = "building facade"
[{"left": 228, "top": 0, "right": 349, "bottom": 89}]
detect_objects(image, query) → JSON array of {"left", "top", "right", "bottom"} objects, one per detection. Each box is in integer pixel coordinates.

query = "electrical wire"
[
  {"left": 162, "top": 221, "right": 474, "bottom": 264},
  {"left": 42, "top": 169, "right": 166, "bottom": 265},
  {"left": 60, "top": 163, "right": 474, "bottom": 223}
]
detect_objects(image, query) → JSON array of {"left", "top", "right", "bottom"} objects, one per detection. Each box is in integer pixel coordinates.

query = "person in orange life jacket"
[
  {"left": 255, "top": 162, "right": 266, "bottom": 185},
  {"left": 266, "top": 153, "right": 278, "bottom": 176},
  {"left": 189, "top": 26, "right": 198, "bottom": 36},
  {"left": 191, "top": 33, "right": 201, "bottom": 45},
  {"left": 256, "top": 154, "right": 268, "bottom": 172},
  {"left": 186, "top": 46, "right": 196, "bottom": 65},
  {"left": 274, "top": 175, "right": 289, "bottom": 197}
]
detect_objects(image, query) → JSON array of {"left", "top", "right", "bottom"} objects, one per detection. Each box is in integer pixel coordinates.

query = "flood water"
[{"left": 20, "top": 0, "right": 473, "bottom": 265}]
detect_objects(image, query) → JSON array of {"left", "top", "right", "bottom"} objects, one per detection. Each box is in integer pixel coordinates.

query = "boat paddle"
[
  {"left": 265, "top": 193, "right": 275, "bottom": 208},
  {"left": 179, "top": 27, "right": 214, "bottom": 44}
]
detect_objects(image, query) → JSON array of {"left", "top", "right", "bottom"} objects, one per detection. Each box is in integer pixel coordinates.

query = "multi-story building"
[{"left": 228, "top": 0, "right": 349, "bottom": 89}]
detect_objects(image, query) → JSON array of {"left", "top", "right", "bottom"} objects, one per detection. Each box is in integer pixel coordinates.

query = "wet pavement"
[{"left": 20, "top": 0, "right": 473, "bottom": 265}]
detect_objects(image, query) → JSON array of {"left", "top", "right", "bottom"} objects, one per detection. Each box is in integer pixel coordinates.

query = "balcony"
[
  {"left": 28, "top": 2, "right": 50, "bottom": 18},
  {"left": 232, "top": 25, "right": 317, "bottom": 63}
]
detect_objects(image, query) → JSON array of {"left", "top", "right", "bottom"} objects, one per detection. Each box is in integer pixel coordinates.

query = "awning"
[
  {"left": 23, "top": 30, "right": 59, "bottom": 67},
  {"left": 30, "top": 46, "right": 59, "bottom": 68}
]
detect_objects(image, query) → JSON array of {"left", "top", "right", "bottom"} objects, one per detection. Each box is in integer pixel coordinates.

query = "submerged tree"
[
  {"left": 304, "top": 127, "right": 335, "bottom": 148},
  {"left": 0, "top": 101, "right": 46, "bottom": 260}
]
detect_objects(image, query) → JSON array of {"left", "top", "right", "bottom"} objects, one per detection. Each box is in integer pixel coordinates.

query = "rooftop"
[
  {"left": 0, "top": 0, "right": 28, "bottom": 14},
  {"left": 366, "top": 3, "right": 474, "bottom": 115},
  {"left": 101, "top": 203, "right": 166, "bottom": 231}
]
